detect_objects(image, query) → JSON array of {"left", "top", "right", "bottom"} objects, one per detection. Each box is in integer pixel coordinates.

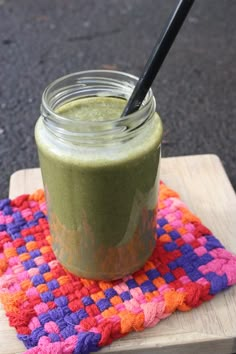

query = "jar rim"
[
  {"left": 40, "top": 70, "right": 156, "bottom": 144},
  {"left": 41, "top": 70, "right": 155, "bottom": 126}
]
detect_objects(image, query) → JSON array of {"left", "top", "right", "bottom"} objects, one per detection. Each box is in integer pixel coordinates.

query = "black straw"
[{"left": 122, "top": 0, "right": 195, "bottom": 116}]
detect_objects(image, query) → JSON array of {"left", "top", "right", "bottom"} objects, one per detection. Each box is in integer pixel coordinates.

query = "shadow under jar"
[{"left": 35, "top": 70, "right": 163, "bottom": 280}]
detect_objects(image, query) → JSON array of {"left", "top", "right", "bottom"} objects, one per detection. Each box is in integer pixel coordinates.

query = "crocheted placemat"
[{"left": 0, "top": 182, "right": 236, "bottom": 354}]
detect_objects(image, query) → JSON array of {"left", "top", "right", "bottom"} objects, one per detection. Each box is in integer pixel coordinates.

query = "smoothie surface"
[{"left": 56, "top": 96, "right": 126, "bottom": 121}]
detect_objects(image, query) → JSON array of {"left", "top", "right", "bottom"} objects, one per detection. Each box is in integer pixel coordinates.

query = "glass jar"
[{"left": 35, "top": 70, "right": 163, "bottom": 280}]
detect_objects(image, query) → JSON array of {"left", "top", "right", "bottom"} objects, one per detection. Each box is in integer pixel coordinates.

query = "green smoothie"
[{"left": 35, "top": 96, "right": 163, "bottom": 280}]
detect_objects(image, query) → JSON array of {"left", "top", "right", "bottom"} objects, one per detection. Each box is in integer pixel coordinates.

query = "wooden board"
[{"left": 1, "top": 154, "right": 236, "bottom": 354}]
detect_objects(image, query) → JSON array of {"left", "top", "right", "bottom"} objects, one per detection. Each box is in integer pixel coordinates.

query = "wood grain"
[{"left": 1, "top": 154, "right": 236, "bottom": 354}]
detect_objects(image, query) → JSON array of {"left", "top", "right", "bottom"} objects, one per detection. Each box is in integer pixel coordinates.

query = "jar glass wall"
[{"left": 35, "top": 70, "right": 163, "bottom": 280}]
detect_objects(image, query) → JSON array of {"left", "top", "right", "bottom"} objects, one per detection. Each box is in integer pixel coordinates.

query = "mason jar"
[{"left": 35, "top": 70, "right": 163, "bottom": 280}]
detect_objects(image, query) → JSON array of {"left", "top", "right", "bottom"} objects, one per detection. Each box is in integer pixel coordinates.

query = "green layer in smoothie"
[{"left": 35, "top": 96, "right": 162, "bottom": 279}]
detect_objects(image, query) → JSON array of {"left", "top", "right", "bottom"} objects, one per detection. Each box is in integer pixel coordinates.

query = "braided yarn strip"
[{"left": 0, "top": 182, "right": 236, "bottom": 354}]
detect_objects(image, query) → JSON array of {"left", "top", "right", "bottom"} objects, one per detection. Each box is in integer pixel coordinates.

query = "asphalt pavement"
[{"left": 0, "top": 0, "right": 235, "bottom": 197}]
